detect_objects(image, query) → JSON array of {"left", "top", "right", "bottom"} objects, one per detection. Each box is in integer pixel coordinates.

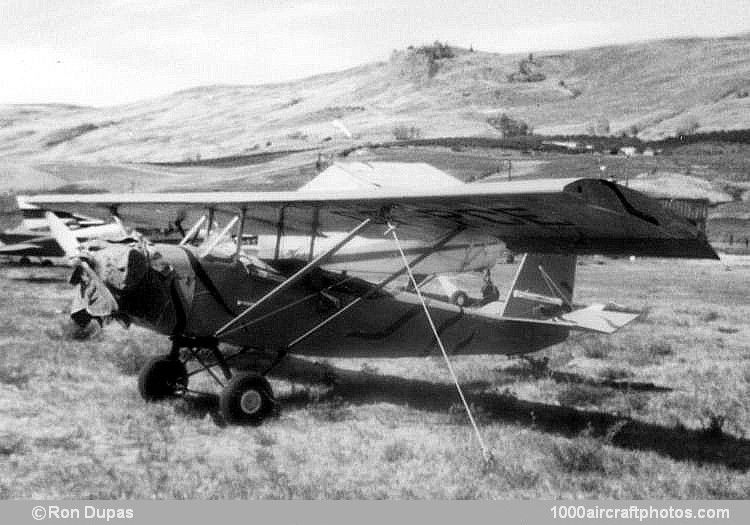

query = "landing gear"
[
  {"left": 450, "top": 290, "right": 469, "bottom": 307},
  {"left": 138, "top": 356, "right": 188, "bottom": 401},
  {"left": 219, "top": 373, "right": 275, "bottom": 425},
  {"left": 136, "top": 336, "right": 278, "bottom": 426}
]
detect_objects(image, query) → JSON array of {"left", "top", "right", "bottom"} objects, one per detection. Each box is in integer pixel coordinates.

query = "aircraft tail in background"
[{"left": 501, "top": 253, "right": 576, "bottom": 319}]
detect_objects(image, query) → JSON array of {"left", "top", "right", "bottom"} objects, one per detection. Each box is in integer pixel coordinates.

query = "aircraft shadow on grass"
[
  {"left": 494, "top": 361, "right": 674, "bottom": 393},
  {"left": 179, "top": 357, "right": 748, "bottom": 471},
  {"left": 8, "top": 275, "right": 67, "bottom": 284}
]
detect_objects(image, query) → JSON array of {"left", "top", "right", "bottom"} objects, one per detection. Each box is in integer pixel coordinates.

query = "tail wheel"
[
  {"left": 138, "top": 356, "right": 188, "bottom": 401},
  {"left": 220, "top": 373, "right": 274, "bottom": 425}
]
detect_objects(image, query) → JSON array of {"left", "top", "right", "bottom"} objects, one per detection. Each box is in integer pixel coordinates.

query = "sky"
[{"left": 2, "top": 0, "right": 749, "bottom": 107}]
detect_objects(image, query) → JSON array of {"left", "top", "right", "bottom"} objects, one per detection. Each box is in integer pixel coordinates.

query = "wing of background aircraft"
[
  {"left": 0, "top": 237, "right": 65, "bottom": 257},
  {"left": 23, "top": 176, "right": 717, "bottom": 259}
]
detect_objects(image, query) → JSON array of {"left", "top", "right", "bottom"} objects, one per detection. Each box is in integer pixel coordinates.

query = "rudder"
[{"left": 501, "top": 253, "right": 576, "bottom": 319}]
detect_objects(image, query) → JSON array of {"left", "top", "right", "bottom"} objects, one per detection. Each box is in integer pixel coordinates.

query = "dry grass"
[{"left": 0, "top": 257, "right": 749, "bottom": 499}]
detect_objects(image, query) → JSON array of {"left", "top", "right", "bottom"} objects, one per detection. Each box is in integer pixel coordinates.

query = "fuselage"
[{"left": 76, "top": 241, "right": 568, "bottom": 358}]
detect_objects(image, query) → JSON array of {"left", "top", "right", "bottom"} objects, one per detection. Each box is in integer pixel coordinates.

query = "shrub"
[
  {"left": 600, "top": 366, "right": 632, "bottom": 381},
  {"left": 286, "top": 130, "right": 308, "bottom": 140},
  {"left": 701, "top": 413, "right": 726, "bottom": 440},
  {"left": 648, "top": 340, "right": 673, "bottom": 357},
  {"left": 392, "top": 125, "right": 421, "bottom": 140},
  {"left": 551, "top": 423, "right": 629, "bottom": 474},
  {"left": 508, "top": 53, "right": 546, "bottom": 82},
  {"left": 487, "top": 113, "right": 531, "bottom": 137},
  {"left": 416, "top": 41, "right": 455, "bottom": 61},
  {"left": 675, "top": 116, "right": 700, "bottom": 137}
]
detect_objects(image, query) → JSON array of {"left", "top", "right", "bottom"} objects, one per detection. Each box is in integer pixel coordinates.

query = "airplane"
[
  {"left": 24, "top": 161, "right": 717, "bottom": 433},
  {"left": 0, "top": 198, "right": 127, "bottom": 265}
]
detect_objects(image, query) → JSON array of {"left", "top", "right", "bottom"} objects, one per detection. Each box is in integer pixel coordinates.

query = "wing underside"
[{"left": 22, "top": 177, "right": 717, "bottom": 259}]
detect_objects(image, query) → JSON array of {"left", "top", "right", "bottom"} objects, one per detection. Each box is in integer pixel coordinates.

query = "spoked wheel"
[
  {"left": 220, "top": 373, "right": 275, "bottom": 426},
  {"left": 138, "top": 356, "right": 188, "bottom": 401}
]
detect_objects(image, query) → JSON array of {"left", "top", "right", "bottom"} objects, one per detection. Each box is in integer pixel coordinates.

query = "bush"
[
  {"left": 647, "top": 340, "right": 673, "bottom": 358},
  {"left": 487, "top": 113, "right": 531, "bottom": 137},
  {"left": 675, "top": 116, "right": 700, "bottom": 137},
  {"left": 586, "top": 117, "right": 610, "bottom": 136},
  {"left": 508, "top": 53, "right": 546, "bottom": 82},
  {"left": 416, "top": 41, "right": 455, "bottom": 61},
  {"left": 392, "top": 125, "right": 421, "bottom": 140}
]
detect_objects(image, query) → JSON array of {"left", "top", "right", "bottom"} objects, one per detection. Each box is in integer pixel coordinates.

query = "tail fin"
[
  {"left": 498, "top": 253, "right": 640, "bottom": 333},
  {"left": 501, "top": 253, "right": 576, "bottom": 319},
  {"left": 45, "top": 211, "right": 81, "bottom": 258}
]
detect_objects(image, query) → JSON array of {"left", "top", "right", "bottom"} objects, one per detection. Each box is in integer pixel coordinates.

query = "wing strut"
[
  {"left": 199, "top": 216, "right": 239, "bottom": 257},
  {"left": 178, "top": 215, "right": 206, "bottom": 246},
  {"left": 285, "top": 226, "right": 466, "bottom": 350},
  {"left": 215, "top": 217, "right": 373, "bottom": 338},
  {"left": 386, "top": 223, "right": 493, "bottom": 464}
]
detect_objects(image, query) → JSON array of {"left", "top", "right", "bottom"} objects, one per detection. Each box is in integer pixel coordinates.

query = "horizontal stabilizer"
[{"left": 560, "top": 304, "right": 640, "bottom": 334}]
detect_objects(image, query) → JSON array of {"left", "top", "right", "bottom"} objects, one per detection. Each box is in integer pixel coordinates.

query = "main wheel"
[
  {"left": 220, "top": 373, "right": 274, "bottom": 426},
  {"left": 138, "top": 356, "right": 188, "bottom": 401},
  {"left": 450, "top": 290, "right": 469, "bottom": 307}
]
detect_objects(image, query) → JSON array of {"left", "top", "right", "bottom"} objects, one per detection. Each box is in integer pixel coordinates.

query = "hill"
[{"left": 1, "top": 35, "right": 750, "bottom": 163}]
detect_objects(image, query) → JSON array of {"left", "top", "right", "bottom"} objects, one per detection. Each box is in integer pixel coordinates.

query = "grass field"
[{"left": 0, "top": 256, "right": 748, "bottom": 499}]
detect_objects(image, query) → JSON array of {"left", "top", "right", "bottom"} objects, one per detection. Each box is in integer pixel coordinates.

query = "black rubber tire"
[
  {"left": 19, "top": 256, "right": 31, "bottom": 266},
  {"left": 41, "top": 259, "right": 53, "bottom": 267},
  {"left": 219, "top": 373, "right": 274, "bottom": 426},
  {"left": 138, "top": 357, "right": 188, "bottom": 401},
  {"left": 450, "top": 291, "right": 469, "bottom": 307}
]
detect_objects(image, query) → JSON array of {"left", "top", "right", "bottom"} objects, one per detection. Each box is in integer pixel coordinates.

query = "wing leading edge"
[{"left": 22, "top": 177, "right": 717, "bottom": 259}]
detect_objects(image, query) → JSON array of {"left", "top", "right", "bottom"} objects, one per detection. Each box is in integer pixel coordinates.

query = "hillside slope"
[{"left": 1, "top": 35, "right": 750, "bottom": 163}]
